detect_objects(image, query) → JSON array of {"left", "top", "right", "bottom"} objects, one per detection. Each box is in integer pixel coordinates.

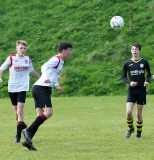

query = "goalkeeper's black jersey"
[{"left": 122, "top": 58, "right": 151, "bottom": 87}]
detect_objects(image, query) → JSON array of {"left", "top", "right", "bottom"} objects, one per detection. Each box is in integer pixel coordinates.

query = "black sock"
[
  {"left": 31, "top": 127, "right": 38, "bottom": 139},
  {"left": 16, "top": 121, "right": 25, "bottom": 139},
  {"left": 27, "top": 114, "right": 47, "bottom": 133}
]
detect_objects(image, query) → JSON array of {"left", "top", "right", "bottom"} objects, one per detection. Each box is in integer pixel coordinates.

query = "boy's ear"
[{"left": 62, "top": 49, "right": 66, "bottom": 53}]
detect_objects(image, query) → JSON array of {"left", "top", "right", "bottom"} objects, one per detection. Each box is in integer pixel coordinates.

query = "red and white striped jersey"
[
  {"left": 34, "top": 55, "right": 64, "bottom": 87},
  {"left": 0, "top": 54, "right": 34, "bottom": 92}
]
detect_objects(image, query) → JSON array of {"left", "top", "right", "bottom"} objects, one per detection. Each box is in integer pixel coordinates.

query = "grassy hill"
[{"left": 0, "top": 0, "right": 154, "bottom": 97}]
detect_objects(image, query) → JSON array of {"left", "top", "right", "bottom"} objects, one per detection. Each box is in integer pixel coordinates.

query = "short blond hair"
[{"left": 16, "top": 40, "right": 27, "bottom": 46}]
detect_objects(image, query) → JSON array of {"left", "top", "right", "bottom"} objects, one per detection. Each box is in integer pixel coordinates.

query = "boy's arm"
[
  {"left": 30, "top": 70, "right": 40, "bottom": 79},
  {"left": 0, "top": 56, "right": 10, "bottom": 84},
  {"left": 144, "top": 61, "right": 151, "bottom": 86},
  {"left": 0, "top": 69, "right": 3, "bottom": 84},
  {"left": 122, "top": 63, "right": 131, "bottom": 85},
  {"left": 145, "top": 61, "right": 151, "bottom": 83}
]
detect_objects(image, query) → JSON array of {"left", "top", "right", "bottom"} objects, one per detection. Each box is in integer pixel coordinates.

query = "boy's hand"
[
  {"left": 144, "top": 82, "right": 149, "bottom": 87},
  {"left": 130, "top": 81, "right": 138, "bottom": 87},
  {"left": 44, "top": 79, "right": 50, "bottom": 83},
  {"left": 56, "top": 85, "right": 64, "bottom": 93}
]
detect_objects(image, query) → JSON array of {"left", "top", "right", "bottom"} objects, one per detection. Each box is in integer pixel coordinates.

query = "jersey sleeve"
[
  {"left": 54, "top": 80, "right": 59, "bottom": 86},
  {"left": 28, "top": 62, "right": 34, "bottom": 72},
  {"left": 41, "top": 57, "right": 59, "bottom": 76},
  {"left": 145, "top": 61, "right": 151, "bottom": 83},
  {"left": 0, "top": 57, "right": 10, "bottom": 71},
  {"left": 122, "top": 62, "right": 131, "bottom": 85}
]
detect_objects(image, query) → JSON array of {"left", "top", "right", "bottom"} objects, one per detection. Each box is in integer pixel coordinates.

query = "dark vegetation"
[{"left": 0, "top": 0, "right": 154, "bottom": 98}]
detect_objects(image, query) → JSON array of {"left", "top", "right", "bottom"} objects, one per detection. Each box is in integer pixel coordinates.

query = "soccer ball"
[{"left": 110, "top": 16, "right": 124, "bottom": 29}]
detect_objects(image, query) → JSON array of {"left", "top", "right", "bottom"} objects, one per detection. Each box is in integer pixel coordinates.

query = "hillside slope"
[{"left": 0, "top": 0, "right": 154, "bottom": 97}]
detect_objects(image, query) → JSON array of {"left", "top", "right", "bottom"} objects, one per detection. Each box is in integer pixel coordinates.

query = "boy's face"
[
  {"left": 63, "top": 48, "right": 72, "bottom": 60},
  {"left": 131, "top": 46, "right": 140, "bottom": 58},
  {"left": 16, "top": 43, "right": 27, "bottom": 56}
]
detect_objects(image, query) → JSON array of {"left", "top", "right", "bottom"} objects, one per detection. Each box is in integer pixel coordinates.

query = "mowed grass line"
[{"left": 0, "top": 96, "right": 154, "bottom": 160}]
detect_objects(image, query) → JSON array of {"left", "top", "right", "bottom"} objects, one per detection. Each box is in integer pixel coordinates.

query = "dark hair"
[
  {"left": 131, "top": 43, "right": 141, "bottom": 51},
  {"left": 58, "top": 41, "right": 73, "bottom": 53}
]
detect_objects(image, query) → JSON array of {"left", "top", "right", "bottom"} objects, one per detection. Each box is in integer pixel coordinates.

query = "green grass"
[
  {"left": 0, "top": 96, "right": 154, "bottom": 160},
  {"left": 1, "top": 0, "right": 154, "bottom": 97}
]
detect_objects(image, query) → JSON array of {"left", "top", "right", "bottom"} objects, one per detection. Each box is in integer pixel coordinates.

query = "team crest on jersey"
[
  {"left": 140, "top": 64, "right": 144, "bottom": 68},
  {"left": 25, "top": 60, "right": 28, "bottom": 64}
]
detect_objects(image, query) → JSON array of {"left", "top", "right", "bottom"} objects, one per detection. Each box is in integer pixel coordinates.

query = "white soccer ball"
[{"left": 110, "top": 16, "right": 124, "bottom": 29}]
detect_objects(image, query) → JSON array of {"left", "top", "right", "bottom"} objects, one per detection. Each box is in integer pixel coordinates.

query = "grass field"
[{"left": 0, "top": 95, "right": 154, "bottom": 160}]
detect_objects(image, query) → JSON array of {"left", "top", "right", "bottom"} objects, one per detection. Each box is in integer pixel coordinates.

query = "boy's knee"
[
  {"left": 45, "top": 110, "right": 53, "bottom": 118},
  {"left": 49, "top": 111, "right": 53, "bottom": 117}
]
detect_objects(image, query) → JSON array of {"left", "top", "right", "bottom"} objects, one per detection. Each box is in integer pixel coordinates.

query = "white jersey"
[
  {"left": 34, "top": 55, "right": 64, "bottom": 87},
  {"left": 0, "top": 54, "right": 34, "bottom": 92}
]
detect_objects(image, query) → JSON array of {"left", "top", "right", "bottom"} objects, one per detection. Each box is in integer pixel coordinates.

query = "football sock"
[
  {"left": 16, "top": 121, "right": 25, "bottom": 139},
  {"left": 31, "top": 127, "right": 38, "bottom": 139},
  {"left": 30, "top": 121, "right": 38, "bottom": 139},
  {"left": 27, "top": 114, "right": 47, "bottom": 133},
  {"left": 136, "top": 121, "right": 143, "bottom": 134},
  {"left": 127, "top": 117, "right": 134, "bottom": 130}
]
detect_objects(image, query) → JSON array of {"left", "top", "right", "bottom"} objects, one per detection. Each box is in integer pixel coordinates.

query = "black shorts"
[
  {"left": 127, "top": 87, "right": 146, "bottom": 105},
  {"left": 32, "top": 85, "right": 52, "bottom": 108},
  {"left": 9, "top": 91, "right": 26, "bottom": 105}
]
